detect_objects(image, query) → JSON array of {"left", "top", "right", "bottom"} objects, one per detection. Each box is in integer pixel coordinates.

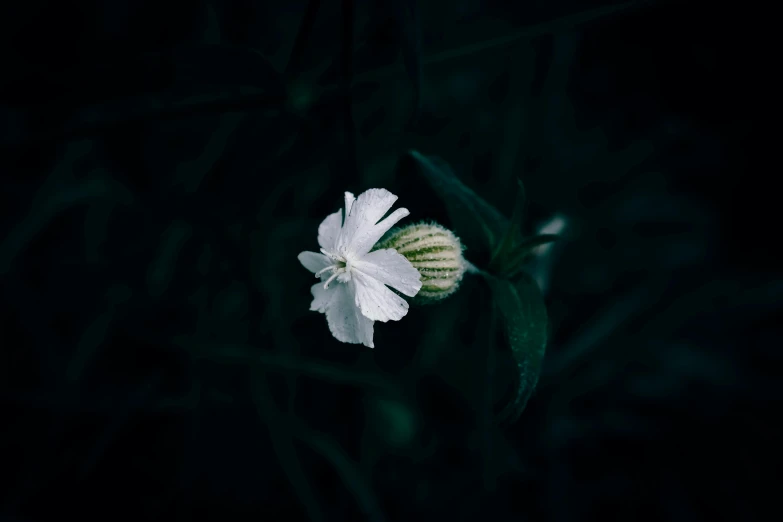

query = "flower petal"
[
  {"left": 317, "top": 208, "right": 343, "bottom": 250},
  {"left": 298, "top": 251, "right": 332, "bottom": 274},
  {"left": 310, "top": 281, "right": 337, "bottom": 313},
  {"left": 344, "top": 191, "right": 355, "bottom": 216},
  {"left": 351, "top": 208, "right": 410, "bottom": 256},
  {"left": 325, "top": 281, "right": 375, "bottom": 348},
  {"left": 354, "top": 248, "right": 422, "bottom": 297},
  {"left": 352, "top": 271, "right": 410, "bottom": 322},
  {"left": 336, "top": 188, "right": 398, "bottom": 255}
]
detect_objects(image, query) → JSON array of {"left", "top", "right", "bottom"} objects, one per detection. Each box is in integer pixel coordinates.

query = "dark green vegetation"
[{"left": 0, "top": 1, "right": 774, "bottom": 521}]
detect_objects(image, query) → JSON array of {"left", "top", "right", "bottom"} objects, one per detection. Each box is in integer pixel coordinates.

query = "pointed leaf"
[
  {"left": 489, "top": 179, "right": 527, "bottom": 270},
  {"left": 398, "top": 150, "right": 509, "bottom": 257},
  {"left": 485, "top": 272, "right": 548, "bottom": 423},
  {"left": 498, "top": 233, "right": 560, "bottom": 278}
]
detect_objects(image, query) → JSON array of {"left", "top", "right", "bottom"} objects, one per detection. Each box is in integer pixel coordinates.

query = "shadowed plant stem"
[
  {"left": 340, "top": 0, "right": 358, "bottom": 180},
  {"left": 193, "top": 343, "right": 398, "bottom": 393},
  {"left": 464, "top": 259, "right": 484, "bottom": 275},
  {"left": 289, "top": 419, "right": 386, "bottom": 522},
  {"left": 252, "top": 371, "right": 325, "bottom": 522},
  {"left": 284, "top": 0, "right": 322, "bottom": 80}
]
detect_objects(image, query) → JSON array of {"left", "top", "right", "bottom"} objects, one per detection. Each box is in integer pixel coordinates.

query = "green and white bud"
[{"left": 375, "top": 222, "right": 466, "bottom": 304}]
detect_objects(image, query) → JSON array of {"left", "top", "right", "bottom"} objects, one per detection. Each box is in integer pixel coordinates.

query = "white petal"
[
  {"left": 354, "top": 248, "right": 422, "bottom": 297},
  {"left": 351, "top": 207, "right": 410, "bottom": 256},
  {"left": 310, "top": 281, "right": 337, "bottom": 313},
  {"left": 325, "top": 281, "right": 375, "bottom": 348},
  {"left": 344, "top": 191, "right": 355, "bottom": 216},
  {"left": 317, "top": 209, "right": 343, "bottom": 250},
  {"left": 351, "top": 271, "right": 410, "bottom": 322},
  {"left": 298, "top": 251, "right": 332, "bottom": 274},
  {"left": 336, "top": 188, "right": 398, "bottom": 255}
]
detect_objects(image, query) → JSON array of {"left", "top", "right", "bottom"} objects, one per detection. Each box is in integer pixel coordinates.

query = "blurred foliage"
[
  {"left": 0, "top": 0, "right": 775, "bottom": 521},
  {"left": 397, "top": 150, "right": 553, "bottom": 422}
]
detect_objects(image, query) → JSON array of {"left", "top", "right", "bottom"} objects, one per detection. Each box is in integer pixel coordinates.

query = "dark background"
[{"left": 0, "top": 1, "right": 776, "bottom": 521}]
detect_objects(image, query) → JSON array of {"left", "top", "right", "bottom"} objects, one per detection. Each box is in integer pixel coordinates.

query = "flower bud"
[{"left": 375, "top": 222, "right": 466, "bottom": 304}]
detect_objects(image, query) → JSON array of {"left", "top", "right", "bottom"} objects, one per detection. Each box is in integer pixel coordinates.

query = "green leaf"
[
  {"left": 507, "top": 178, "right": 527, "bottom": 236},
  {"left": 485, "top": 272, "right": 548, "bottom": 423},
  {"left": 146, "top": 220, "right": 192, "bottom": 298},
  {"left": 489, "top": 179, "right": 526, "bottom": 271},
  {"left": 398, "top": 150, "right": 509, "bottom": 256},
  {"left": 497, "top": 233, "right": 560, "bottom": 278}
]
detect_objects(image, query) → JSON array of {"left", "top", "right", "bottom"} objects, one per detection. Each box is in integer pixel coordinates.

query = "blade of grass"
[{"left": 251, "top": 371, "right": 324, "bottom": 522}]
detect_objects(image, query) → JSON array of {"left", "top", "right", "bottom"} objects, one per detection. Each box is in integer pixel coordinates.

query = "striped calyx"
[{"left": 374, "top": 222, "right": 466, "bottom": 304}]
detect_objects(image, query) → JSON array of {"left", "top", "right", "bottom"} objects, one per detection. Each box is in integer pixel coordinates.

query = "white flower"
[{"left": 298, "top": 188, "right": 423, "bottom": 348}]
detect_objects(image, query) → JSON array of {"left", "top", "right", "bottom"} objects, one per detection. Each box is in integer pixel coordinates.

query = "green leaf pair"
[{"left": 397, "top": 150, "right": 555, "bottom": 422}]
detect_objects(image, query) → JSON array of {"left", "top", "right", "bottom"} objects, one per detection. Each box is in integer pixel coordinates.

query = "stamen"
[
  {"left": 315, "top": 265, "right": 337, "bottom": 278},
  {"left": 323, "top": 271, "right": 342, "bottom": 289}
]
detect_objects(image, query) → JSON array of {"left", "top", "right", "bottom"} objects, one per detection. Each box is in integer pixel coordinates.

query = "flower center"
[{"left": 317, "top": 249, "right": 355, "bottom": 289}]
